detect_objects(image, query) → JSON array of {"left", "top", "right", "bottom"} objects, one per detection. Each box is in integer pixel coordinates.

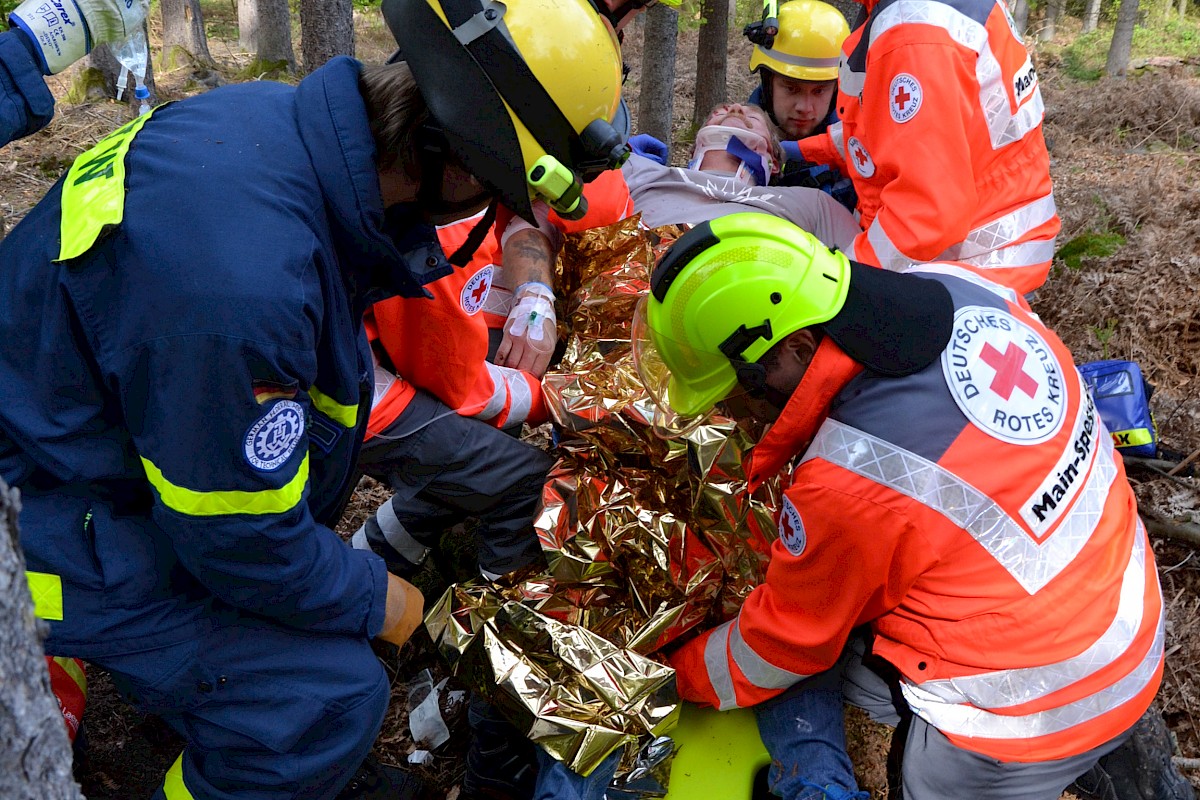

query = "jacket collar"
[
  {"left": 294, "top": 56, "right": 451, "bottom": 310},
  {"left": 747, "top": 337, "right": 864, "bottom": 491}
]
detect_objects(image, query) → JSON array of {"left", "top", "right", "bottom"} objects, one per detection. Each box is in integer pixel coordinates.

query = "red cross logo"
[
  {"left": 893, "top": 85, "right": 911, "bottom": 111},
  {"left": 470, "top": 279, "right": 489, "bottom": 305},
  {"left": 979, "top": 342, "right": 1039, "bottom": 400},
  {"left": 852, "top": 144, "right": 868, "bottom": 167}
]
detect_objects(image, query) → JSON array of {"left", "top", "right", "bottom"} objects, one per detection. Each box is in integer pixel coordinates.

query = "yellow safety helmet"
[
  {"left": 384, "top": 0, "right": 626, "bottom": 223},
  {"left": 747, "top": 0, "right": 848, "bottom": 83}
]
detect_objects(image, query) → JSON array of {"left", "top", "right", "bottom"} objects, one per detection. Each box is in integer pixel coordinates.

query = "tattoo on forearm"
[{"left": 504, "top": 230, "right": 555, "bottom": 286}]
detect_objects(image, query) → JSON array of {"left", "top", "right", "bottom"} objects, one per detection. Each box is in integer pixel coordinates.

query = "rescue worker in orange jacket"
[
  {"left": 633, "top": 214, "right": 1179, "bottom": 799},
  {"left": 796, "top": 0, "right": 1059, "bottom": 295}
]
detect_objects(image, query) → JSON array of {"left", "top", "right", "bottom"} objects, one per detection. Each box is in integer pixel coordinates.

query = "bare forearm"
[{"left": 502, "top": 228, "right": 555, "bottom": 289}]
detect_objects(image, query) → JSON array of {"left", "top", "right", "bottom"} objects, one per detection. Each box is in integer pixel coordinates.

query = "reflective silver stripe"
[
  {"left": 903, "top": 612, "right": 1164, "bottom": 739},
  {"left": 828, "top": 120, "right": 847, "bottom": 163},
  {"left": 914, "top": 522, "right": 1150, "bottom": 709},
  {"left": 906, "top": 263, "right": 1023, "bottom": 306},
  {"left": 703, "top": 619, "right": 740, "bottom": 710},
  {"left": 482, "top": 284, "right": 515, "bottom": 318},
  {"left": 865, "top": 217, "right": 915, "bottom": 271},
  {"left": 868, "top": 0, "right": 1044, "bottom": 150},
  {"left": 956, "top": 239, "right": 1055, "bottom": 271},
  {"left": 803, "top": 416, "right": 1119, "bottom": 594},
  {"left": 938, "top": 193, "right": 1058, "bottom": 262},
  {"left": 755, "top": 45, "right": 840, "bottom": 69},
  {"left": 350, "top": 525, "right": 370, "bottom": 550},
  {"left": 839, "top": 60, "right": 865, "bottom": 98},
  {"left": 476, "top": 362, "right": 510, "bottom": 421},
  {"left": 499, "top": 366, "right": 533, "bottom": 425},
  {"left": 371, "top": 363, "right": 399, "bottom": 410},
  {"left": 377, "top": 500, "right": 430, "bottom": 564},
  {"left": 729, "top": 617, "right": 812, "bottom": 690}
]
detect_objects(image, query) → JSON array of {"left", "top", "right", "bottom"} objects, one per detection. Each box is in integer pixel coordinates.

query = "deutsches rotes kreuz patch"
[
  {"left": 244, "top": 400, "right": 305, "bottom": 471},
  {"left": 461, "top": 265, "right": 494, "bottom": 316},
  {"left": 889, "top": 73, "right": 922, "bottom": 123},
  {"left": 942, "top": 306, "right": 1067, "bottom": 445},
  {"left": 779, "top": 496, "right": 807, "bottom": 557},
  {"left": 847, "top": 137, "right": 875, "bottom": 178}
]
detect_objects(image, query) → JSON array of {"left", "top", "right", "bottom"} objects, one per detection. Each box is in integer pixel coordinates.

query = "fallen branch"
[{"left": 1142, "top": 507, "right": 1200, "bottom": 549}]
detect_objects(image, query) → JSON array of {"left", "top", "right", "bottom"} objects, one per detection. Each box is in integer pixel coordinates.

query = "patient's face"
[{"left": 703, "top": 104, "right": 775, "bottom": 143}]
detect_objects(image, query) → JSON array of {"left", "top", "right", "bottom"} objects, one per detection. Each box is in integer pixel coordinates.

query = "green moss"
[
  {"left": 65, "top": 67, "right": 113, "bottom": 104},
  {"left": 1055, "top": 232, "right": 1126, "bottom": 270}
]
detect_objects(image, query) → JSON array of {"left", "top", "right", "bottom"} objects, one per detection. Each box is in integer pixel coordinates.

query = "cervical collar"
[{"left": 688, "top": 125, "right": 778, "bottom": 186}]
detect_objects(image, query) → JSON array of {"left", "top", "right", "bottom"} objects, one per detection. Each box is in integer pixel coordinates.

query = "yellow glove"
[{"left": 378, "top": 573, "right": 424, "bottom": 647}]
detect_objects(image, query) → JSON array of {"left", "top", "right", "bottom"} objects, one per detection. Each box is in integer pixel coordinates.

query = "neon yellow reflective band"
[
  {"left": 141, "top": 454, "right": 309, "bottom": 517},
  {"left": 51, "top": 656, "right": 88, "bottom": 699},
  {"left": 162, "top": 753, "right": 195, "bottom": 800},
  {"left": 56, "top": 110, "right": 157, "bottom": 262},
  {"left": 1111, "top": 428, "right": 1154, "bottom": 447},
  {"left": 26, "top": 571, "right": 64, "bottom": 621},
  {"left": 309, "top": 387, "right": 358, "bottom": 428}
]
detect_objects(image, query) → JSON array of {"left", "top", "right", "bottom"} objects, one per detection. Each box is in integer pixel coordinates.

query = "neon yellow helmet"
[
  {"left": 385, "top": 0, "right": 626, "bottom": 222},
  {"left": 633, "top": 214, "right": 850, "bottom": 418},
  {"left": 748, "top": 0, "right": 848, "bottom": 83}
]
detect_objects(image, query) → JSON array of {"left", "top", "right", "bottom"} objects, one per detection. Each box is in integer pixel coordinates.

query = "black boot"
[
  {"left": 462, "top": 695, "right": 539, "bottom": 800},
  {"left": 336, "top": 754, "right": 432, "bottom": 800},
  {"left": 1071, "top": 707, "right": 1195, "bottom": 800}
]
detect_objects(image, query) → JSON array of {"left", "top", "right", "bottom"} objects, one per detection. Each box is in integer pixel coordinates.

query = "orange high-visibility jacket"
[
  {"left": 670, "top": 265, "right": 1162, "bottom": 763},
  {"left": 365, "top": 210, "right": 546, "bottom": 437},
  {"left": 799, "top": 0, "right": 1059, "bottom": 295},
  {"left": 484, "top": 169, "right": 635, "bottom": 330}
]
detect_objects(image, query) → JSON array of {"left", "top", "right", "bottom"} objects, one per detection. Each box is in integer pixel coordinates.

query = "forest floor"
[{"left": 2, "top": 8, "right": 1199, "bottom": 800}]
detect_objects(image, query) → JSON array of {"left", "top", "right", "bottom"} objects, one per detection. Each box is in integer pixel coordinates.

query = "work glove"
[
  {"left": 629, "top": 133, "right": 669, "bottom": 166},
  {"left": 495, "top": 281, "right": 557, "bottom": 378},
  {"left": 9, "top": 0, "right": 149, "bottom": 74},
  {"left": 378, "top": 573, "right": 424, "bottom": 648}
]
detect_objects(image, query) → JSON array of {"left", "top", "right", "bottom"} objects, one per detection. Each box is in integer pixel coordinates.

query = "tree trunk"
[
  {"left": 300, "top": 0, "right": 354, "bottom": 73},
  {"left": 0, "top": 479, "right": 84, "bottom": 800},
  {"left": 1039, "top": 0, "right": 1067, "bottom": 40},
  {"left": 692, "top": 0, "right": 729, "bottom": 128},
  {"left": 160, "top": 0, "right": 215, "bottom": 67},
  {"left": 1106, "top": 0, "right": 1140, "bottom": 77},
  {"left": 638, "top": 4, "right": 679, "bottom": 158},
  {"left": 1179, "top": 0, "right": 1188, "bottom": 17},
  {"left": 1084, "top": 0, "right": 1103, "bottom": 31},
  {"left": 239, "top": 0, "right": 295, "bottom": 70},
  {"left": 1011, "top": 0, "right": 1031, "bottom": 37}
]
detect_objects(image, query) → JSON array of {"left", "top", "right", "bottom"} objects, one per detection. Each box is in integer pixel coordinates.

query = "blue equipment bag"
[{"left": 1078, "top": 360, "right": 1157, "bottom": 458}]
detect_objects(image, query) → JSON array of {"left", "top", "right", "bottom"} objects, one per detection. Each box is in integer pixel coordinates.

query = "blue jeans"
[
  {"left": 532, "top": 748, "right": 621, "bottom": 800},
  {"left": 754, "top": 680, "right": 866, "bottom": 800}
]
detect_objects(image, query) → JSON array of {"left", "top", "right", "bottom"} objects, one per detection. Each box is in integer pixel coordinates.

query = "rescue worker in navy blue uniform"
[
  {"left": 745, "top": 0, "right": 857, "bottom": 211},
  {"left": 3, "top": 0, "right": 148, "bottom": 146},
  {"left": 0, "top": 0, "right": 625, "bottom": 795}
]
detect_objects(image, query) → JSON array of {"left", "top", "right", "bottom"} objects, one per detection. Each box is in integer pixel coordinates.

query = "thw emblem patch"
[{"left": 244, "top": 400, "right": 305, "bottom": 471}]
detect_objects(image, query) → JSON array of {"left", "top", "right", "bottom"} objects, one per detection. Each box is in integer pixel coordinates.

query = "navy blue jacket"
[
  {"left": 0, "top": 57, "right": 450, "bottom": 656},
  {"left": 0, "top": 29, "right": 54, "bottom": 146}
]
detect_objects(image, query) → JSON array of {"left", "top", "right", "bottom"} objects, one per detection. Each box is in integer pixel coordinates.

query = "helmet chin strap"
[{"left": 416, "top": 123, "right": 498, "bottom": 267}]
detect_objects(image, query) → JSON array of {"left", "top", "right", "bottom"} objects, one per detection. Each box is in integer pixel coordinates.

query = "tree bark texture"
[
  {"left": 1011, "top": 0, "right": 1031, "bottom": 37},
  {"left": 160, "top": 0, "right": 215, "bottom": 66},
  {"left": 1084, "top": 0, "right": 1103, "bottom": 32},
  {"left": 1039, "top": 0, "right": 1067, "bottom": 40},
  {"left": 1106, "top": 0, "right": 1140, "bottom": 77},
  {"left": 300, "top": 0, "right": 354, "bottom": 73},
  {"left": 638, "top": 4, "right": 679, "bottom": 158},
  {"left": 692, "top": 0, "right": 729, "bottom": 128},
  {"left": 239, "top": 0, "right": 295, "bottom": 69},
  {"left": 1179, "top": 0, "right": 1188, "bottom": 17},
  {"left": 0, "top": 480, "right": 84, "bottom": 800}
]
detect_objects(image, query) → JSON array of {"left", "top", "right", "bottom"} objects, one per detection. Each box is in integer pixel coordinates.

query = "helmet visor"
[{"left": 632, "top": 295, "right": 738, "bottom": 423}]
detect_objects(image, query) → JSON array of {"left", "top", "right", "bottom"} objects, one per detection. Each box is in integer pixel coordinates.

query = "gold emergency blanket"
[{"left": 426, "top": 217, "right": 779, "bottom": 783}]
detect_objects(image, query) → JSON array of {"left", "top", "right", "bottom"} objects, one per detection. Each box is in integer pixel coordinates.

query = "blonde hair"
[{"left": 358, "top": 62, "right": 431, "bottom": 177}]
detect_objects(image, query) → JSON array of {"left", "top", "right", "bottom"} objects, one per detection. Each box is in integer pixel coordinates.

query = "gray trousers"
[
  {"left": 840, "top": 632, "right": 1132, "bottom": 800},
  {"left": 355, "top": 390, "right": 553, "bottom": 578}
]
